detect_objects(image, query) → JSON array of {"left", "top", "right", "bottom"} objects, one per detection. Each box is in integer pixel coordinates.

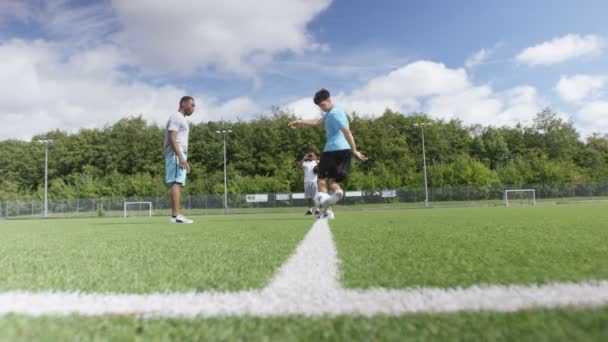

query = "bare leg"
[
  {"left": 327, "top": 179, "right": 344, "bottom": 210},
  {"left": 318, "top": 178, "right": 328, "bottom": 193},
  {"left": 170, "top": 183, "right": 181, "bottom": 217},
  {"left": 328, "top": 179, "right": 342, "bottom": 193}
]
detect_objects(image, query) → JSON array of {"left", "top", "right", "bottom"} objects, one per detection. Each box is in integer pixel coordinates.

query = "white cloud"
[
  {"left": 426, "top": 86, "right": 545, "bottom": 127},
  {"left": 575, "top": 101, "right": 608, "bottom": 137},
  {"left": 465, "top": 48, "right": 490, "bottom": 69},
  {"left": 203, "top": 97, "right": 261, "bottom": 122},
  {"left": 556, "top": 74, "right": 607, "bottom": 103},
  {"left": 2, "top": 0, "right": 332, "bottom": 77},
  {"left": 555, "top": 75, "right": 608, "bottom": 137},
  {"left": 110, "top": 0, "right": 332, "bottom": 76},
  {"left": 287, "top": 61, "right": 546, "bottom": 127},
  {"left": 497, "top": 86, "right": 548, "bottom": 125},
  {"left": 0, "top": 0, "right": 329, "bottom": 140},
  {"left": 350, "top": 61, "right": 470, "bottom": 100},
  {"left": 285, "top": 97, "right": 325, "bottom": 120},
  {"left": 0, "top": 39, "right": 258, "bottom": 140},
  {"left": 516, "top": 34, "right": 605, "bottom": 66}
]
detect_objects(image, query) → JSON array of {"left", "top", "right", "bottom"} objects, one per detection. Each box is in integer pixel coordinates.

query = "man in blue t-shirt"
[{"left": 288, "top": 89, "right": 366, "bottom": 219}]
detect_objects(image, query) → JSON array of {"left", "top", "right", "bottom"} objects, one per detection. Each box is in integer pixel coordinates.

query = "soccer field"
[{"left": 1, "top": 204, "right": 607, "bottom": 341}]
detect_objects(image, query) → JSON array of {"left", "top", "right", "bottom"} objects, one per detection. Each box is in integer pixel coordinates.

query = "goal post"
[
  {"left": 504, "top": 189, "right": 536, "bottom": 207},
  {"left": 124, "top": 201, "right": 153, "bottom": 218}
]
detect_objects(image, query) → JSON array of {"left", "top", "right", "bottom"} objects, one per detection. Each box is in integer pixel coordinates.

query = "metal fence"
[{"left": 2, "top": 182, "right": 608, "bottom": 219}]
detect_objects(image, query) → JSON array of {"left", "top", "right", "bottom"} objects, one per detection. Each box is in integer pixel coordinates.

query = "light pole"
[
  {"left": 37, "top": 139, "right": 53, "bottom": 217},
  {"left": 413, "top": 123, "right": 430, "bottom": 208},
  {"left": 215, "top": 130, "right": 232, "bottom": 215}
]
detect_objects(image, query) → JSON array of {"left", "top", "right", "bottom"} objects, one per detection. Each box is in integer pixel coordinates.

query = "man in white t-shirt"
[
  {"left": 300, "top": 150, "right": 320, "bottom": 215},
  {"left": 164, "top": 96, "right": 195, "bottom": 224}
]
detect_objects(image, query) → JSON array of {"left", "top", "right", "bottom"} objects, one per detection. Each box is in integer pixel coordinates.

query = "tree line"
[{"left": 1, "top": 108, "right": 607, "bottom": 200}]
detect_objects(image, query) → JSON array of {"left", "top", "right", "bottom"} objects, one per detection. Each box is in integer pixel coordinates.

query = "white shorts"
[{"left": 304, "top": 182, "right": 318, "bottom": 199}]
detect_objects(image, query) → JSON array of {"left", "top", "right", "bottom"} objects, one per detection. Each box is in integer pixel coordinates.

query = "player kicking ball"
[{"left": 288, "top": 89, "right": 366, "bottom": 219}]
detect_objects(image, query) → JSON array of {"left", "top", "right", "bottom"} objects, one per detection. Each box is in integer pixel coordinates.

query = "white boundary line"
[{"left": 1, "top": 219, "right": 607, "bottom": 318}]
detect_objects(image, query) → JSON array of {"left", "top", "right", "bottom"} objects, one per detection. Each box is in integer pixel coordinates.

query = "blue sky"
[
  {"left": 279, "top": 0, "right": 608, "bottom": 112},
  {"left": 1, "top": 0, "right": 607, "bottom": 140}
]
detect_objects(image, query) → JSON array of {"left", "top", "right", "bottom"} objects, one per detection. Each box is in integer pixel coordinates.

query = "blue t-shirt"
[{"left": 322, "top": 107, "right": 351, "bottom": 152}]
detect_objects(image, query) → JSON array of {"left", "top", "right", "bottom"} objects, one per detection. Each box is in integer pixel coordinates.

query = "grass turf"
[
  {"left": 1, "top": 306, "right": 607, "bottom": 341},
  {"left": 330, "top": 203, "right": 608, "bottom": 289},
  {"left": 2, "top": 205, "right": 608, "bottom": 340},
  {"left": 0, "top": 214, "right": 311, "bottom": 292}
]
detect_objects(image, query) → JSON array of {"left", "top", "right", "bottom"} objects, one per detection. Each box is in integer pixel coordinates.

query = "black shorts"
[{"left": 318, "top": 149, "right": 351, "bottom": 182}]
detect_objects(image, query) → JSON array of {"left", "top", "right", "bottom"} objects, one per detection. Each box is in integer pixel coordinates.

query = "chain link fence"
[{"left": 1, "top": 182, "right": 608, "bottom": 219}]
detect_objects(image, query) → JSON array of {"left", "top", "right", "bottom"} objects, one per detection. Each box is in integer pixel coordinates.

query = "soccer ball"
[{"left": 314, "top": 192, "right": 331, "bottom": 208}]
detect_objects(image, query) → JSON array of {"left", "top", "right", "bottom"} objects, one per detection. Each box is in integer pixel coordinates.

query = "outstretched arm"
[{"left": 288, "top": 119, "right": 322, "bottom": 128}]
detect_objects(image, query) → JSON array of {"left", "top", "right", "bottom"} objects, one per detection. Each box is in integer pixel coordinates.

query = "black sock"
[{"left": 172, "top": 215, "right": 177, "bottom": 218}]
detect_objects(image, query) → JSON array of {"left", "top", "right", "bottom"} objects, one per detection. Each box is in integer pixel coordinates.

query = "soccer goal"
[
  {"left": 124, "top": 201, "right": 153, "bottom": 218},
  {"left": 504, "top": 189, "right": 536, "bottom": 207}
]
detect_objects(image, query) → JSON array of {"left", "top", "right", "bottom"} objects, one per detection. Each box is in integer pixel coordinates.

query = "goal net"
[
  {"left": 124, "top": 201, "right": 153, "bottom": 218},
  {"left": 504, "top": 189, "right": 536, "bottom": 207}
]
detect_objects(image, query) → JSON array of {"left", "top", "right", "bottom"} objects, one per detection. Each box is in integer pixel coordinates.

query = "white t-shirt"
[
  {"left": 164, "top": 112, "right": 189, "bottom": 156},
  {"left": 302, "top": 160, "right": 318, "bottom": 183}
]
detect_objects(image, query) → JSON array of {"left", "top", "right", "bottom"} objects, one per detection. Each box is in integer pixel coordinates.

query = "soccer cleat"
[
  {"left": 170, "top": 215, "right": 193, "bottom": 224},
  {"left": 314, "top": 209, "right": 320, "bottom": 215},
  {"left": 323, "top": 210, "right": 335, "bottom": 219},
  {"left": 305, "top": 209, "right": 313, "bottom": 215}
]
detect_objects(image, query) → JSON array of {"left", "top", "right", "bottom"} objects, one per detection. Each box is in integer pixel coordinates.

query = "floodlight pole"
[
  {"left": 215, "top": 130, "right": 232, "bottom": 215},
  {"left": 37, "top": 139, "right": 54, "bottom": 217},
  {"left": 414, "top": 124, "right": 430, "bottom": 208}
]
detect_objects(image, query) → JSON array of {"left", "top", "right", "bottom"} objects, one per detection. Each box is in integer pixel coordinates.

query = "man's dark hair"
[
  {"left": 313, "top": 89, "right": 330, "bottom": 105},
  {"left": 304, "top": 147, "right": 317, "bottom": 155},
  {"left": 179, "top": 96, "right": 194, "bottom": 108}
]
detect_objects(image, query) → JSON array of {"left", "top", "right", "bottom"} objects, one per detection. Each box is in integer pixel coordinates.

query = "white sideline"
[{"left": 1, "top": 220, "right": 608, "bottom": 318}]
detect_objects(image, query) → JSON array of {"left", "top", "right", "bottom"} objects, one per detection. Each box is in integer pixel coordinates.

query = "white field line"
[{"left": 1, "top": 219, "right": 608, "bottom": 318}]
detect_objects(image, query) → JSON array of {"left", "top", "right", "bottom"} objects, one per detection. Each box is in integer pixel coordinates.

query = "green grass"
[
  {"left": 0, "top": 214, "right": 311, "bottom": 292},
  {"left": 2, "top": 205, "right": 608, "bottom": 340},
  {"left": 1, "top": 307, "right": 608, "bottom": 341},
  {"left": 331, "top": 204, "right": 608, "bottom": 289}
]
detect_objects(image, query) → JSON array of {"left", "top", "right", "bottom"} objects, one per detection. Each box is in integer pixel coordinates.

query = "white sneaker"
[
  {"left": 315, "top": 192, "right": 331, "bottom": 209},
  {"left": 325, "top": 190, "right": 343, "bottom": 207},
  {"left": 170, "top": 215, "right": 193, "bottom": 224},
  {"left": 323, "top": 210, "right": 335, "bottom": 220}
]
